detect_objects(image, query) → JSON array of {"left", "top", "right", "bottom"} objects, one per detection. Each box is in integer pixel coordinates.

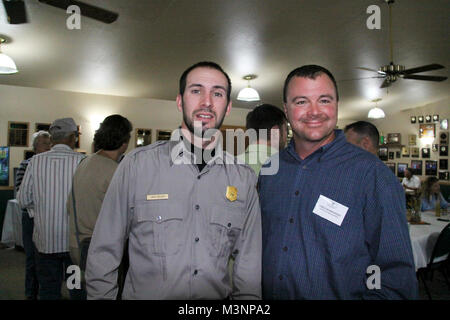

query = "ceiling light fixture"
[
  {"left": 367, "top": 98, "right": 385, "bottom": 119},
  {"left": 237, "top": 75, "right": 260, "bottom": 102},
  {"left": 0, "top": 38, "right": 18, "bottom": 74}
]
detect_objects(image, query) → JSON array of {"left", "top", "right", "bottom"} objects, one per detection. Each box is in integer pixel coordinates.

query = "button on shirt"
[
  {"left": 86, "top": 139, "right": 262, "bottom": 300},
  {"left": 258, "top": 130, "right": 418, "bottom": 299},
  {"left": 17, "top": 144, "right": 86, "bottom": 254}
]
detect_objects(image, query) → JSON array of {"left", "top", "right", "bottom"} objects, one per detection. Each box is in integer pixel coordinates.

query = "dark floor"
[{"left": 0, "top": 245, "right": 449, "bottom": 300}]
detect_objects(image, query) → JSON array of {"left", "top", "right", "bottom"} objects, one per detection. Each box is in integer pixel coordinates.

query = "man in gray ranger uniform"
[{"left": 85, "top": 61, "right": 262, "bottom": 300}]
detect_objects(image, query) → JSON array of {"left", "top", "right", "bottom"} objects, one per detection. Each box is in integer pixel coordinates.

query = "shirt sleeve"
[
  {"left": 362, "top": 163, "right": 418, "bottom": 299},
  {"left": 15, "top": 160, "right": 28, "bottom": 194},
  {"left": 17, "top": 160, "right": 34, "bottom": 211},
  {"left": 85, "top": 156, "right": 135, "bottom": 300},
  {"left": 230, "top": 171, "right": 262, "bottom": 300}
]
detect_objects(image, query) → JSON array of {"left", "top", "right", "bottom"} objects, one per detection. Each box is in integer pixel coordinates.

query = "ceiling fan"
[
  {"left": 2, "top": 0, "right": 118, "bottom": 24},
  {"left": 357, "top": 0, "right": 447, "bottom": 88}
]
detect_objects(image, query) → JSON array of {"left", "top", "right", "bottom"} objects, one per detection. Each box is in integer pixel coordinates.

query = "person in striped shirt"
[
  {"left": 15, "top": 130, "right": 51, "bottom": 300},
  {"left": 17, "top": 118, "right": 86, "bottom": 300}
]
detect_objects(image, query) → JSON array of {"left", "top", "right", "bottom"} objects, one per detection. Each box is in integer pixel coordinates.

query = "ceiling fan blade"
[
  {"left": 338, "top": 76, "right": 385, "bottom": 82},
  {"left": 401, "top": 64, "right": 445, "bottom": 75},
  {"left": 356, "top": 67, "right": 380, "bottom": 73},
  {"left": 402, "top": 75, "right": 448, "bottom": 82},
  {"left": 38, "top": 0, "right": 118, "bottom": 24},
  {"left": 2, "top": 0, "right": 28, "bottom": 24},
  {"left": 380, "top": 79, "right": 391, "bottom": 88}
]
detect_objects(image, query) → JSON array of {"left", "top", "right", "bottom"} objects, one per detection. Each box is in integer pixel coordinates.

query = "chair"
[{"left": 417, "top": 223, "right": 450, "bottom": 299}]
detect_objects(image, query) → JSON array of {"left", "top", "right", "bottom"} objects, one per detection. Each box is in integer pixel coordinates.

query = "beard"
[{"left": 181, "top": 101, "right": 226, "bottom": 137}]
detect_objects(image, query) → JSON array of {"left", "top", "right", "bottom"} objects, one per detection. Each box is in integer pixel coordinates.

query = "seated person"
[
  {"left": 402, "top": 168, "right": 421, "bottom": 194},
  {"left": 421, "top": 177, "right": 449, "bottom": 211}
]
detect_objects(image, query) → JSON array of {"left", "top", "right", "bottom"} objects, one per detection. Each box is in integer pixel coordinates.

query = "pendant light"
[
  {"left": 0, "top": 38, "right": 18, "bottom": 74},
  {"left": 368, "top": 98, "right": 385, "bottom": 119},
  {"left": 237, "top": 75, "right": 260, "bottom": 102}
]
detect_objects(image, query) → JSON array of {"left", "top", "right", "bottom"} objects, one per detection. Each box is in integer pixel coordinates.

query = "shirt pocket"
[
  {"left": 135, "top": 202, "right": 184, "bottom": 257},
  {"left": 208, "top": 205, "right": 245, "bottom": 257}
]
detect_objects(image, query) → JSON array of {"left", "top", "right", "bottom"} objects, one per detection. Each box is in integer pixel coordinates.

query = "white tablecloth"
[
  {"left": 409, "top": 211, "right": 449, "bottom": 270},
  {"left": 1, "top": 199, "right": 23, "bottom": 248}
]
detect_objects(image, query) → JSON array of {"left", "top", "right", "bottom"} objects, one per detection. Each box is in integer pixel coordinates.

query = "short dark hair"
[
  {"left": 344, "top": 121, "right": 380, "bottom": 148},
  {"left": 179, "top": 61, "right": 232, "bottom": 103},
  {"left": 246, "top": 104, "right": 287, "bottom": 141},
  {"left": 94, "top": 115, "right": 133, "bottom": 151},
  {"left": 283, "top": 65, "right": 339, "bottom": 103}
]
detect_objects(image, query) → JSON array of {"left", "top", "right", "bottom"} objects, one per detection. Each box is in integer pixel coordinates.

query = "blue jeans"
[
  {"left": 21, "top": 210, "right": 38, "bottom": 299},
  {"left": 34, "top": 250, "right": 86, "bottom": 300}
]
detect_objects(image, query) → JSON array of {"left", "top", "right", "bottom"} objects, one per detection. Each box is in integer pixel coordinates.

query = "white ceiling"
[{"left": 0, "top": 0, "right": 449, "bottom": 120}]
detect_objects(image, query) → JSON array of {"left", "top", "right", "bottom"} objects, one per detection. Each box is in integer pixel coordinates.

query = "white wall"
[{"left": 0, "top": 84, "right": 249, "bottom": 186}]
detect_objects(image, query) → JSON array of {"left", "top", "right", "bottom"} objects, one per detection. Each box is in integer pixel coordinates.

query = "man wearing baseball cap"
[{"left": 18, "top": 117, "right": 85, "bottom": 299}]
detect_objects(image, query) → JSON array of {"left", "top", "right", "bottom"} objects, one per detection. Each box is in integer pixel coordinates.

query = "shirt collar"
[
  {"left": 168, "top": 129, "right": 233, "bottom": 167},
  {"left": 286, "top": 129, "right": 345, "bottom": 162},
  {"left": 51, "top": 144, "right": 73, "bottom": 151}
]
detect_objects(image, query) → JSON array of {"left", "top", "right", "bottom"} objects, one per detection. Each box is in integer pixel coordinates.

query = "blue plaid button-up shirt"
[{"left": 258, "top": 130, "right": 418, "bottom": 299}]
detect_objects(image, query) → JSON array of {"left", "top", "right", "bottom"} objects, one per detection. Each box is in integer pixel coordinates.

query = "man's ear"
[
  {"left": 176, "top": 94, "right": 183, "bottom": 112},
  {"left": 361, "top": 136, "right": 372, "bottom": 150},
  {"left": 225, "top": 100, "right": 232, "bottom": 116}
]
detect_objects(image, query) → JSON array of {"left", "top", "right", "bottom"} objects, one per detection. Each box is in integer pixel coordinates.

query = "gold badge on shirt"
[{"left": 226, "top": 186, "right": 237, "bottom": 202}]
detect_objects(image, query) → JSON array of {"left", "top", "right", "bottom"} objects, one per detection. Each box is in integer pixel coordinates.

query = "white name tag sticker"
[{"left": 313, "top": 195, "right": 349, "bottom": 226}]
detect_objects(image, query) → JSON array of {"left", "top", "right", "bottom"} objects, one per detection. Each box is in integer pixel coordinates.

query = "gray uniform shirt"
[{"left": 85, "top": 139, "right": 262, "bottom": 299}]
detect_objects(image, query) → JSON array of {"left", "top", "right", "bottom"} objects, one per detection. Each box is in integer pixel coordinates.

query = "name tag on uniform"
[
  {"left": 146, "top": 194, "right": 169, "bottom": 201},
  {"left": 313, "top": 195, "right": 348, "bottom": 226}
]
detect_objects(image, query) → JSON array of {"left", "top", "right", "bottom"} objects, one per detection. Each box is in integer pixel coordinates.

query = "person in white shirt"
[{"left": 401, "top": 168, "right": 421, "bottom": 194}]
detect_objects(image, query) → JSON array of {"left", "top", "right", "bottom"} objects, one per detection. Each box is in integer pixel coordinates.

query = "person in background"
[
  {"left": 67, "top": 114, "right": 132, "bottom": 299},
  {"left": 402, "top": 167, "right": 421, "bottom": 195},
  {"left": 421, "top": 176, "right": 449, "bottom": 211},
  {"left": 15, "top": 130, "right": 51, "bottom": 300},
  {"left": 258, "top": 64, "right": 417, "bottom": 299},
  {"left": 85, "top": 61, "right": 261, "bottom": 300},
  {"left": 237, "top": 104, "right": 288, "bottom": 175},
  {"left": 344, "top": 121, "right": 379, "bottom": 155},
  {"left": 17, "top": 118, "right": 85, "bottom": 300}
]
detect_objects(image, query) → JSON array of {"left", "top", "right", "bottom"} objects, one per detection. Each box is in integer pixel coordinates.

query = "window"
[{"left": 8, "top": 121, "right": 29, "bottom": 147}]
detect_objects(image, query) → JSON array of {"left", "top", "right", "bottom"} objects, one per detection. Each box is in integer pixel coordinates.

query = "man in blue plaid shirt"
[{"left": 258, "top": 65, "right": 418, "bottom": 299}]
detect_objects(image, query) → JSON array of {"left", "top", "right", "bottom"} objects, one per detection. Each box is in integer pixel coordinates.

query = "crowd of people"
[{"left": 14, "top": 60, "right": 448, "bottom": 300}]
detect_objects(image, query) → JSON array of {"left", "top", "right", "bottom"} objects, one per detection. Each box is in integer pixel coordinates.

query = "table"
[
  {"left": 409, "top": 210, "right": 449, "bottom": 270},
  {"left": 1, "top": 199, "right": 23, "bottom": 248}
]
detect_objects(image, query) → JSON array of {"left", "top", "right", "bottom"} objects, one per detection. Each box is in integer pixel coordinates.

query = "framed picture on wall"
[
  {"left": 397, "top": 163, "right": 408, "bottom": 178},
  {"left": 378, "top": 147, "right": 388, "bottom": 161},
  {"left": 156, "top": 130, "right": 173, "bottom": 141},
  {"left": 418, "top": 116, "right": 424, "bottom": 123},
  {"left": 408, "top": 135, "right": 417, "bottom": 146},
  {"left": 135, "top": 128, "right": 152, "bottom": 147},
  {"left": 419, "top": 124, "right": 435, "bottom": 138},
  {"left": 440, "top": 159, "right": 448, "bottom": 170},
  {"left": 410, "top": 116, "right": 416, "bottom": 124},
  {"left": 439, "top": 171, "right": 449, "bottom": 180},
  {"left": 421, "top": 148, "right": 430, "bottom": 158},
  {"left": 410, "top": 160, "right": 422, "bottom": 176},
  {"left": 387, "top": 133, "right": 401, "bottom": 144},
  {"left": 411, "top": 147, "right": 420, "bottom": 158},
  {"left": 440, "top": 145, "right": 448, "bottom": 156},
  {"left": 425, "top": 160, "right": 437, "bottom": 176},
  {"left": 396, "top": 151, "right": 401, "bottom": 158},
  {"left": 388, "top": 152, "right": 394, "bottom": 160},
  {"left": 35, "top": 123, "right": 51, "bottom": 132},
  {"left": 401, "top": 146, "right": 410, "bottom": 157}
]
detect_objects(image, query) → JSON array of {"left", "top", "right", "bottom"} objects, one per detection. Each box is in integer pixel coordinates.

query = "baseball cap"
[{"left": 49, "top": 118, "right": 79, "bottom": 135}]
